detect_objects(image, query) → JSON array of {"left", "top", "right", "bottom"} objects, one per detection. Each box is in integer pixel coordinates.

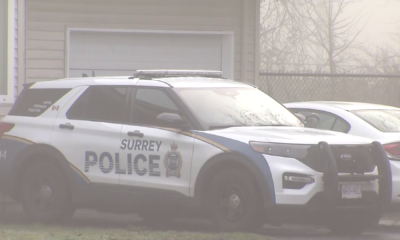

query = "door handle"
[
  {"left": 59, "top": 123, "right": 74, "bottom": 130},
  {"left": 127, "top": 130, "right": 144, "bottom": 138}
]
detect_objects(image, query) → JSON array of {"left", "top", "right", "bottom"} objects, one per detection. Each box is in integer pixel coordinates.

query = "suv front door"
[{"left": 119, "top": 87, "right": 195, "bottom": 200}]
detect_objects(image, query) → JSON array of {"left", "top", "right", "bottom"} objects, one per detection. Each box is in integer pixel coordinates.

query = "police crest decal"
[{"left": 164, "top": 142, "right": 183, "bottom": 178}]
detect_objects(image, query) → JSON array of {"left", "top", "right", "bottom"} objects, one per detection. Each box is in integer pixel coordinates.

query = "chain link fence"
[{"left": 259, "top": 72, "right": 400, "bottom": 107}]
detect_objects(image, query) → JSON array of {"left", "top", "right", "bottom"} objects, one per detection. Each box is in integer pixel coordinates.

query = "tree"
[
  {"left": 353, "top": 28, "right": 400, "bottom": 74},
  {"left": 302, "top": 0, "right": 369, "bottom": 73},
  {"left": 364, "top": 47, "right": 400, "bottom": 74},
  {"left": 260, "top": 0, "right": 369, "bottom": 73},
  {"left": 260, "top": 0, "right": 311, "bottom": 71}
]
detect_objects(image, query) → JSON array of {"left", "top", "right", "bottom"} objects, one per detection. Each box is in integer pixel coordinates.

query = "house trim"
[
  {"left": 64, "top": 27, "right": 235, "bottom": 79},
  {"left": 17, "top": 0, "right": 25, "bottom": 96},
  {"left": 254, "top": 0, "right": 261, "bottom": 87},
  {"left": 240, "top": 0, "right": 248, "bottom": 83},
  {"left": 0, "top": 0, "right": 15, "bottom": 105}
]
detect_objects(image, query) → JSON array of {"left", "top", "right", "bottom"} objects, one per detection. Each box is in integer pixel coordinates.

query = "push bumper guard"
[{"left": 319, "top": 141, "right": 392, "bottom": 214}]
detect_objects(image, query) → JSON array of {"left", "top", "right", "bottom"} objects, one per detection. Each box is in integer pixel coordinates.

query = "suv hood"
[{"left": 204, "top": 126, "right": 373, "bottom": 145}]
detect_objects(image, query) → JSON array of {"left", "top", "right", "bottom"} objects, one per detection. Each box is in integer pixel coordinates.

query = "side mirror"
[
  {"left": 156, "top": 113, "right": 190, "bottom": 129},
  {"left": 305, "top": 113, "right": 320, "bottom": 128}
]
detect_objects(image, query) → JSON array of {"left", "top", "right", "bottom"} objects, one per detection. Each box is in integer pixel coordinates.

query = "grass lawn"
[{"left": 0, "top": 224, "right": 269, "bottom": 240}]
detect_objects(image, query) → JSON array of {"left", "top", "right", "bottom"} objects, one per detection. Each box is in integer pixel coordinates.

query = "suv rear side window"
[
  {"left": 67, "top": 86, "right": 130, "bottom": 123},
  {"left": 8, "top": 88, "right": 71, "bottom": 117}
]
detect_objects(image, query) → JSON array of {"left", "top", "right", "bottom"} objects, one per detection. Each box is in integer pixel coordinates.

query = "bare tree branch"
[{"left": 260, "top": 0, "right": 371, "bottom": 73}]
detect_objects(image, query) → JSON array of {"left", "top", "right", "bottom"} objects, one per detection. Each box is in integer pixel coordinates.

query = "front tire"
[
  {"left": 207, "top": 168, "right": 264, "bottom": 232},
  {"left": 20, "top": 159, "right": 75, "bottom": 223}
]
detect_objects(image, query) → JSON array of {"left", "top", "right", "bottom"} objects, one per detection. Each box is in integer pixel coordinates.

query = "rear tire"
[
  {"left": 207, "top": 168, "right": 264, "bottom": 232},
  {"left": 20, "top": 159, "right": 75, "bottom": 223}
]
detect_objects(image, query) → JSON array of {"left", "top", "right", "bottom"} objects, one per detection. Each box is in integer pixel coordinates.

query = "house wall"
[{"left": 25, "top": 0, "right": 259, "bottom": 83}]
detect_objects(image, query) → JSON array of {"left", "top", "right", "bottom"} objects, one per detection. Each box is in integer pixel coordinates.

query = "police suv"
[{"left": 0, "top": 70, "right": 392, "bottom": 233}]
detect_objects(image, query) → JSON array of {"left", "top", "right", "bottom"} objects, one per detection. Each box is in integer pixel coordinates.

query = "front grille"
[
  {"left": 298, "top": 144, "right": 376, "bottom": 173},
  {"left": 331, "top": 145, "right": 376, "bottom": 174}
]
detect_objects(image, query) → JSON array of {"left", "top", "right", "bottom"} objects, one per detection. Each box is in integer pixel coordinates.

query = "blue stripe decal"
[{"left": 195, "top": 131, "right": 276, "bottom": 203}]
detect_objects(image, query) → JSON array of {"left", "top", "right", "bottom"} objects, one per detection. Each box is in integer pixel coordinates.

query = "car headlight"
[{"left": 249, "top": 141, "right": 311, "bottom": 159}]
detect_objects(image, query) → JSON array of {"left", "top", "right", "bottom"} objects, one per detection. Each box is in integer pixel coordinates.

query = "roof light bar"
[{"left": 131, "top": 69, "right": 224, "bottom": 79}]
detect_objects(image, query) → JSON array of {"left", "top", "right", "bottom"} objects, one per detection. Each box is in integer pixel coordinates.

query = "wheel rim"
[
  {"left": 217, "top": 184, "right": 246, "bottom": 223},
  {"left": 28, "top": 175, "right": 57, "bottom": 213}
]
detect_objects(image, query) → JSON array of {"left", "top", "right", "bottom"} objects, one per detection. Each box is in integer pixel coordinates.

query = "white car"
[
  {"left": 0, "top": 70, "right": 391, "bottom": 234},
  {"left": 285, "top": 101, "right": 400, "bottom": 205}
]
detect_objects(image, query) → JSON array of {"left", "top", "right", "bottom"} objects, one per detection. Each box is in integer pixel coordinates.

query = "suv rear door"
[{"left": 51, "top": 85, "right": 131, "bottom": 185}]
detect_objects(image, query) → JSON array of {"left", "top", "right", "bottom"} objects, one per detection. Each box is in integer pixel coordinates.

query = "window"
[
  {"left": 291, "top": 109, "right": 350, "bottom": 133},
  {"left": 174, "top": 87, "right": 303, "bottom": 129},
  {"left": 131, "top": 88, "right": 180, "bottom": 126},
  {"left": 67, "top": 86, "right": 130, "bottom": 123},
  {"left": 351, "top": 109, "right": 400, "bottom": 132},
  {"left": 0, "top": 0, "right": 14, "bottom": 103},
  {"left": 332, "top": 118, "right": 349, "bottom": 133},
  {"left": 8, "top": 88, "right": 72, "bottom": 117}
]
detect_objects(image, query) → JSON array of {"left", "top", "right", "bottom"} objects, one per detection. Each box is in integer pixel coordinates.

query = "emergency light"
[{"left": 130, "top": 69, "right": 224, "bottom": 79}]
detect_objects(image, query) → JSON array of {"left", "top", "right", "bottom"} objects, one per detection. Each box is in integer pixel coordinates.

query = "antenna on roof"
[{"left": 82, "top": 73, "right": 89, "bottom": 77}]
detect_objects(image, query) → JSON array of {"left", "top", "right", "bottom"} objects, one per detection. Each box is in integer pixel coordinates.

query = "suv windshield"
[
  {"left": 351, "top": 109, "right": 400, "bottom": 132},
  {"left": 174, "top": 87, "right": 303, "bottom": 130}
]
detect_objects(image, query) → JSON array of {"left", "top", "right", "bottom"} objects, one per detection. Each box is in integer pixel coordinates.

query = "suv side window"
[
  {"left": 131, "top": 88, "right": 180, "bottom": 126},
  {"left": 67, "top": 86, "right": 130, "bottom": 123},
  {"left": 8, "top": 88, "right": 71, "bottom": 117}
]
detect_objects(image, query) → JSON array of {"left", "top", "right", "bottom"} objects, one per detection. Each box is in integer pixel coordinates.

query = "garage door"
[{"left": 68, "top": 31, "right": 223, "bottom": 78}]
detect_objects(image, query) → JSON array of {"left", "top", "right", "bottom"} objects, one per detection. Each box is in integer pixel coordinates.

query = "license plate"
[{"left": 341, "top": 184, "right": 362, "bottom": 199}]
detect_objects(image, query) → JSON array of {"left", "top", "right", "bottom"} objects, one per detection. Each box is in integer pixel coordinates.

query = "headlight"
[{"left": 249, "top": 141, "right": 311, "bottom": 159}]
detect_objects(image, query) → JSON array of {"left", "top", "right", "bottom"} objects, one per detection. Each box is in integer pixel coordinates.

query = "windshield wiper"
[{"left": 208, "top": 125, "right": 243, "bottom": 130}]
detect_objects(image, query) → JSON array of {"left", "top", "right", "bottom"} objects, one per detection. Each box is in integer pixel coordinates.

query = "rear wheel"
[
  {"left": 207, "top": 168, "right": 264, "bottom": 232},
  {"left": 20, "top": 159, "right": 75, "bottom": 223}
]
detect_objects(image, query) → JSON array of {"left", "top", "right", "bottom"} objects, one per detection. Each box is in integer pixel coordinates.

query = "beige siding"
[
  {"left": 25, "top": 0, "right": 259, "bottom": 83},
  {"left": 0, "top": 0, "right": 18, "bottom": 119}
]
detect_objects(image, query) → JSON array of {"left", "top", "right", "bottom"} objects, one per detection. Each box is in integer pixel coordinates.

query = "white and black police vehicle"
[{"left": 0, "top": 70, "right": 392, "bottom": 233}]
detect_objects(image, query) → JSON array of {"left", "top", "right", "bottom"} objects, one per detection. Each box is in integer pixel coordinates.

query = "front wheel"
[
  {"left": 20, "top": 159, "right": 74, "bottom": 223},
  {"left": 207, "top": 168, "right": 264, "bottom": 232}
]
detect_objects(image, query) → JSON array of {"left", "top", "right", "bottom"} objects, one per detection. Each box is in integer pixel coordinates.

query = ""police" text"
[{"left": 84, "top": 151, "right": 161, "bottom": 177}]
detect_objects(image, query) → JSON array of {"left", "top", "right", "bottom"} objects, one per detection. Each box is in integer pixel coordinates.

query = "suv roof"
[{"left": 29, "top": 70, "right": 254, "bottom": 89}]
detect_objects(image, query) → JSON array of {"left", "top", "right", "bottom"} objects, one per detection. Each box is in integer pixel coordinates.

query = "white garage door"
[{"left": 68, "top": 31, "right": 223, "bottom": 78}]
